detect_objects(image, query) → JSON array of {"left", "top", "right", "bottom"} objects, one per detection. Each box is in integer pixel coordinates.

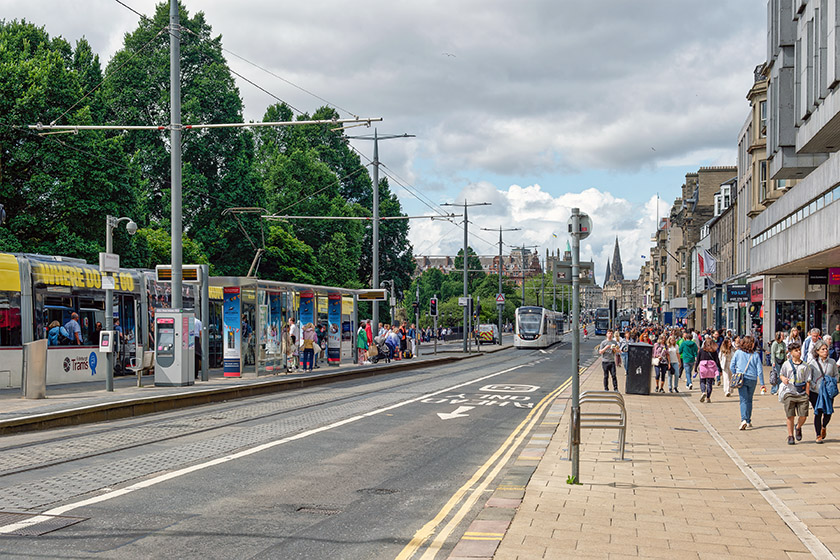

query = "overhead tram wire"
[
  {"left": 113, "top": 0, "right": 148, "bottom": 20},
  {"left": 50, "top": 27, "right": 168, "bottom": 126}
]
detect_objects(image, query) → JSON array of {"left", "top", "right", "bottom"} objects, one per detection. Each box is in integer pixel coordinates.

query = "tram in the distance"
[{"left": 514, "top": 306, "right": 563, "bottom": 349}]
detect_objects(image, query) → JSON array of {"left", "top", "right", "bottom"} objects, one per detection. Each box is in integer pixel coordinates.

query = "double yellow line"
[{"left": 396, "top": 375, "right": 574, "bottom": 560}]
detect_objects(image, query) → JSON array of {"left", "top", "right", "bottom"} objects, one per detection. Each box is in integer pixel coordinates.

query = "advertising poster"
[
  {"left": 328, "top": 293, "right": 341, "bottom": 364},
  {"left": 223, "top": 287, "right": 241, "bottom": 376},
  {"left": 300, "top": 291, "right": 315, "bottom": 326}
]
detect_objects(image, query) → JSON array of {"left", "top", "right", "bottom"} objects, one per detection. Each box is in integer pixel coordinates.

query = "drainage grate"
[
  {"left": 296, "top": 506, "right": 341, "bottom": 516},
  {"left": 0, "top": 511, "right": 87, "bottom": 536}
]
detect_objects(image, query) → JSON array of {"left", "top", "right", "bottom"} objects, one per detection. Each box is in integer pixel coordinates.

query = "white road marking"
[
  {"left": 0, "top": 363, "right": 530, "bottom": 529},
  {"left": 685, "top": 398, "right": 836, "bottom": 560},
  {"left": 436, "top": 406, "right": 474, "bottom": 420}
]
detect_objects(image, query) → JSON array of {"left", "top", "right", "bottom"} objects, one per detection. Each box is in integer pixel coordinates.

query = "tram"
[
  {"left": 514, "top": 306, "right": 563, "bottom": 349},
  {"left": 0, "top": 253, "right": 222, "bottom": 388}
]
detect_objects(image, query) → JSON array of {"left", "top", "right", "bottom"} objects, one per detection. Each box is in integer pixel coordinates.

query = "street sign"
[
  {"left": 357, "top": 289, "right": 387, "bottom": 301},
  {"left": 496, "top": 293, "right": 505, "bottom": 304},
  {"left": 458, "top": 296, "right": 471, "bottom": 307},
  {"left": 99, "top": 252, "right": 120, "bottom": 274},
  {"left": 567, "top": 212, "right": 592, "bottom": 240}
]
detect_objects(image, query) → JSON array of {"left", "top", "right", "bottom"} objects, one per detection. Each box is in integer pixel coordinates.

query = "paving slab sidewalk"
[{"left": 494, "top": 361, "right": 839, "bottom": 560}]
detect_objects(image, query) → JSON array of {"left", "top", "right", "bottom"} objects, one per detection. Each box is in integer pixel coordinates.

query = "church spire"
[
  {"left": 610, "top": 237, "right": 624, "bottom": 282},
  {"left": 604, "top": 258, "right": 611, "bottom": 286}
]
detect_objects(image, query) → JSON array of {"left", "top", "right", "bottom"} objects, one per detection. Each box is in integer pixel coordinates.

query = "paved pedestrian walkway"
[{"left": 490, "top": 361, "right": 840, "bottom": 559}]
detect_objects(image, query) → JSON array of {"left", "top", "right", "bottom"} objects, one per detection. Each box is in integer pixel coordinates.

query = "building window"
[
  {"left": 759, "top": 160, "right": 768, "bottom": 201},
  {"left": 760, "top": 100, "right": 767, "bottom": 137},
  {"left": 681, "top": 253, "right": 686, "bottom": 269}
]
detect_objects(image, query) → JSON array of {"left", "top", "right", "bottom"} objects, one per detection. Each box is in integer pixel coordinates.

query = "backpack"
[{"left": 57, "top": 326, "right": 72, "bottom": 345}]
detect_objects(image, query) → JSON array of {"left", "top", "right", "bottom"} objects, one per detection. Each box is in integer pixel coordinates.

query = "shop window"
[{"left": 775, "top": 301, "right": 806, "bottom": 334}]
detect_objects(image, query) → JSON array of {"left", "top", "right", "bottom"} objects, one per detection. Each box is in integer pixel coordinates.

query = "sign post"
[
  {"left": 496, "top": 293, "right": 505, "bottom": 346},
  {"left": 430, "top": 295, "right": 439, "bottom": 355},
  {"left": 568, "top": 208, "right": 591, "bottom": 484}
]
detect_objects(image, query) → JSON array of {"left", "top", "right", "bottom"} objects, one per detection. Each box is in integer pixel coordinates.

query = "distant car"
[{"left": 477, "top": 324, "right": 500, "bottom": 345}]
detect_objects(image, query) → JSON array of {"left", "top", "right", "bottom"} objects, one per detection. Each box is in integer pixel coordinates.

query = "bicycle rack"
[{"left": 568, "top": 390, "right": 628, "bottom": 460}]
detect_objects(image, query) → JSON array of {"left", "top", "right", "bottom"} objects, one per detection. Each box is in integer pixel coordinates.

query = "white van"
[{"left": 477, "top": 324, "right": 500, "bottom": 345}]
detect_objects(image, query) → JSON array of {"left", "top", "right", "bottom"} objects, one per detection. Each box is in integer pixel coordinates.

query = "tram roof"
[{"left": 208, "top": 276, "right": 381, "bottom": 298}]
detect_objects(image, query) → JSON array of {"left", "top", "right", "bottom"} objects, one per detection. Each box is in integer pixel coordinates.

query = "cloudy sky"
[{"left": 3, "top": 1, "right": 767, "bottom": 280}]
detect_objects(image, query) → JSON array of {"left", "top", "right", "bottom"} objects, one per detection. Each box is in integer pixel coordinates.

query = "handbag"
[
  {"left": 731, "top": 353, "right": 755, "bottom": 389},
  {"left": 652, "top": 357, "right": 660, "bottom": 366}
]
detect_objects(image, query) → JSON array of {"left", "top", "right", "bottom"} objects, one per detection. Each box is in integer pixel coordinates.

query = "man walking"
[
  {"left": 679, "top": 330, "right": 699, "bottom": 390},
  {"left": 599, "top": 329, "right": 620, "bottom": 392},
  {"left": 64, "top": 312, "right": 82, "bottom": 345}
]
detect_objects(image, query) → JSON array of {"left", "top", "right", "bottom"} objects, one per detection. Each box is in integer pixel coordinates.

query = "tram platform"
[{"left": 0, "top": 341, "right": 513, "bottom": 435}]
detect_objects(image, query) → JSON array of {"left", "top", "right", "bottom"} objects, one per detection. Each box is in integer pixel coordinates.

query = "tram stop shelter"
[{"left": 208, "top": 276, "right": 385, "bottom": 378}]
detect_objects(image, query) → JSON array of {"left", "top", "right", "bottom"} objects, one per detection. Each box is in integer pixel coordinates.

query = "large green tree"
[
  {"left": 101, "top": 3, "right": 261, "bottom": 275},
  {"left": 0, "top": 20, "right": 141, "bottom": 262}
]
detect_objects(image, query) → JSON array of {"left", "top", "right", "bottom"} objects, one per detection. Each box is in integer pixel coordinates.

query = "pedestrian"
[
  {"left": 679, "top": 330, "right": 698, "bottom": 390},
  {"left": 386, "top": 327, "right": 399, "bottom": 361},
  {"left": 598, "top": 330, "right": 620, "bottom": 392},
  {"left": 666, "top": 335, "right": 680, "bottom": 393},
  {"left": 770, "top": 332, "right": 787, "bottom": 395},
  {"left": 731, "top": 335, "right": 766, "bottom": 430},
  {"left": 64, "top": 312, "right": 82, "bottom": 345},
  {"left": 719, "top": 337, "right": 735, "bottom": 397},
  {"left": 653, "top": 334, "right": 669, "bottom": 393},
  {"left": 808, "top": 339, "right": 838, "bottom": 443},
  {"left": 47, "top": 320, "right": 64, "bottom": 346},
  {"left": 803, "top": 328, "right": 822, "bottom": 359},
  {"left": 357, "top": 322, "right": 369, "bottom": 365},
  {"left": 316, "top": 324, "right": 327, "bottom": 367},
  {"left": 833, "top": 324, "right": 840, "bottom": 358},
  {"left": 281, "top": 324, "right": 294, "bottom": 373},
  {"left": 824, "top": 334, "right": 838, "bottom": 362},
  {"left": 695, "top": 337, "right": 722, "bottom": 403},
  {"left": 618, "top": 331, "right": 629, "bottom": 370},
  {"left": 301, "top": 322, "right": 316, "bottom": 372},
  {"left": 778, "top": 341, "right": 811, "bottom": 445},
  {"left": 365, "top": 319, "right": 373, "bottom": 349}
]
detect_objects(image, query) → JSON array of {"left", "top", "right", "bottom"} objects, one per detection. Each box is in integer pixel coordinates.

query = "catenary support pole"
[
  {"left": 170, "top": 0, "right": 183, "bottom": 310},
  {"left": 372, "top": 130, "right": 379, "bottom": 328},
  {"left": 463, "top": 201, "right": 469, "bottom": 353}
]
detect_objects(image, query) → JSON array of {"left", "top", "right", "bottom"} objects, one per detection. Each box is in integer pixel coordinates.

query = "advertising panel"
[
  {"left": 328, "top": 293, "right": 341, "bottom": 364},
  {"left": 829, "top": 268, "right": 840, "bottom": 286},
  {"left": 223, "top": 287, "right": 241, "bottom": 376},
  {"left": 750, "top": 280, "right": 764, "bottom": 303},
  {"left": 726, "top": 285, "right": 750, "bottom": 303},
  {"left": 300, "top": 291, "right": 315, "bottom": 326}
]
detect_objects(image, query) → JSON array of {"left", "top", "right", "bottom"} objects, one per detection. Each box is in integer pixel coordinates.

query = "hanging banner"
[
  {"left": 328, "top": 293, "right": 341, "bottom": 364},
  {"left": 750, "top": 280, "right": 763, "bottom": 303},
  {"left": 300, "top": 291, "right": 315, "bottom": 326},
  {"left": 830, "top": 268, "right": 840, "bottom": 286},
  {"left": 223, "top": 287, "right": 241, "bottom": 376}
]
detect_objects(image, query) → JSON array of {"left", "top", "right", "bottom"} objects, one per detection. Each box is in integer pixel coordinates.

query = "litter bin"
[{"left": 625, "top": 342, "right": 652, "bottom": 395}]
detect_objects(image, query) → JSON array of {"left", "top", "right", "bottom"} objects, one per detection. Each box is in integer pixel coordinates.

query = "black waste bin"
[{"left": 625, "top": 342, "right": 652, "bottom": 395}]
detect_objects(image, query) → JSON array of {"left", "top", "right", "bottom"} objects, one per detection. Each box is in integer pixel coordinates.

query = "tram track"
[{"left": 0, "top": 347, "right": 552, "bottom": 479}]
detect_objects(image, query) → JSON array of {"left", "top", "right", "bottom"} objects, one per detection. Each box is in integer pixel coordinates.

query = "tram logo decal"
[{"left": 62, "top": 355, "right": 91, "bottom": 373}]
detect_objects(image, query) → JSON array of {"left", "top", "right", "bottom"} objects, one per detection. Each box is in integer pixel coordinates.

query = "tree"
[
  {"left": 453, "top": 247, "right": 486, "bottom": 288},
  {"left": 101, "top": 2, "right": 264, "bottom": 276},
  {"left": 0, "top": 21, "right": 141, "bottom": 262}
]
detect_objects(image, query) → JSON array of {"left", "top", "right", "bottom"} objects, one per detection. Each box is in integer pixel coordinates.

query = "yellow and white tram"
[{"left": 514, "top": 306, "right": 563, "bottom": 349}]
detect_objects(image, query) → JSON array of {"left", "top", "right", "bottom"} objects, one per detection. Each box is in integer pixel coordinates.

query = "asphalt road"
[{"left": 0, "top": 338, "right": 599, "bottom": 559}]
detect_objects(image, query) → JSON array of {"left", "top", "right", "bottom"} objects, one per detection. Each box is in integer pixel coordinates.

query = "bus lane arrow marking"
[{"left": 437, "top": 406, "right": 475, "bottom": 420}]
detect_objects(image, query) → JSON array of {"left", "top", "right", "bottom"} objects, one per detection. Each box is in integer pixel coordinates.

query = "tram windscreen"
[{"left": 518, "top": 310, "right": 543, "bottom": 335}]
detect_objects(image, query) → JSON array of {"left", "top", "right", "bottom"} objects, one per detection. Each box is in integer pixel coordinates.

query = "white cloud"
[{"left": 411, "top": 182, "right": 671, "bottom": 281}]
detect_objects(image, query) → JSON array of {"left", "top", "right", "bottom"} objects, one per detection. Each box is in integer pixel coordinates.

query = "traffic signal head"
[{"left": 430, "top": 297, "right": 438, "bottom": 317}]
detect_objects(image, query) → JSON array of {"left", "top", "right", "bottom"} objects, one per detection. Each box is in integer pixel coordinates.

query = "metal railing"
[{"left": 568, "top": 390, "right": 627, "bottom": 460}]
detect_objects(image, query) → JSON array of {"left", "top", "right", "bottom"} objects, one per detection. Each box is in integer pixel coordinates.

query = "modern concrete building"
[{"left": 753, "top": 1, "right": 840, "bottom": 346}]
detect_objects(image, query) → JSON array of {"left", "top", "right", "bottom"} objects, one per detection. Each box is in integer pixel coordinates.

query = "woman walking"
[
  {"left": 666, "top": 335, "right": 680, "bottom": 393},
  {"left": 730, "top": 335, "right": 766, "bottom": 430},
  {"left": 770, "top": 332, "right": 787, "bottom": 395},
  {"left": 653, "top": 335, "right": 669, "bottom": 393},
  {"left": 695, "top": 337, "right": 722, "bottom": 403},
  {"left": 808, "top": 339, "right": 839, "bottom": 443},
  {"left": 719, "top": 338, "right": 735, "bottom": 397}
]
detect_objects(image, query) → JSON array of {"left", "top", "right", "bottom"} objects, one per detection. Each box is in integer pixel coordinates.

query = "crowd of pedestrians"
[{"left": 598, "top": 322, "right": 840, "bottom": 444}]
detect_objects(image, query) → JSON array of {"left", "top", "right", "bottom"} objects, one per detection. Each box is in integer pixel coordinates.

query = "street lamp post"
[{"left": 104, "top": 215, "right": 137, "bottom": 392}]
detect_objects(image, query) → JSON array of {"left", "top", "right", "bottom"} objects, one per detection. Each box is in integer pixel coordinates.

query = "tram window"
[
  {"left": 79, "top": 297, "right": 105, "bottom": 311},
  {"left": 44, "top": 295, "right": 73, "bottom": 308},
  {"left": 0, "top": 292, "right": 22, "bottom": 347}
]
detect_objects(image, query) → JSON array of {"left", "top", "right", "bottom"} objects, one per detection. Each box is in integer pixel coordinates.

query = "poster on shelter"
[
  {"left": 328, "top": 293, "right": 341, "bottom": 364},
  {"left": 300, "top": 291, "right": 315, "bottom": 326},
  {"left": 223, "top": 287, "right": 241, "bottom": 376}
]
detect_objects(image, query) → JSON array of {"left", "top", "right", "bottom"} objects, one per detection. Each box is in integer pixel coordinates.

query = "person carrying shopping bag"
[
  {"left": 778, "top": 341, "right": 811, "bottom": 445},
  {"left": 695, "top": 337, "right": 722, "bottom": 403}
]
